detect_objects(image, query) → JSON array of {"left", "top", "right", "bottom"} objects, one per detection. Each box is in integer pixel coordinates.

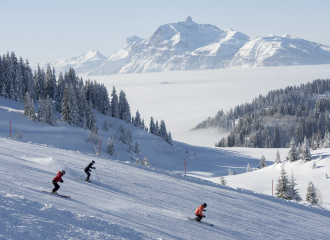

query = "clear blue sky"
[{"left": 1, "top": 0, "right": 330, "bottom": 67}]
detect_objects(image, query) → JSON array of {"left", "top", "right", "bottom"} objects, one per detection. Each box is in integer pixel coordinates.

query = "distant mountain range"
[{"left": 45, "top": 16, "right": 330, "bottom": 76}]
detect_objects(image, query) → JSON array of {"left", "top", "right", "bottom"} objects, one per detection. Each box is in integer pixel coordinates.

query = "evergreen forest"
[{"left": 193, "top": 78, "right": 330, "bottom": 148}]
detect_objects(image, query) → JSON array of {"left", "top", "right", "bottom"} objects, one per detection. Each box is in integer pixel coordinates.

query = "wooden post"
[
  {"left": 10, "top": 121, "right": 11, "bottom": 138},
  {"left": 184, "top": 159, "right": 186, "bottom": 175}
]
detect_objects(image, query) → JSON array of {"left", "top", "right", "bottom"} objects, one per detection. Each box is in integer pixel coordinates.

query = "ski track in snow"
[{"left": 1, "top": 138, "right": 330, "bottom": 239}]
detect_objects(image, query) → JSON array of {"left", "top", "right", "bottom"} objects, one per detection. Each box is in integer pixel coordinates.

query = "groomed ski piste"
[{"left": 1, "top": 96, "right": 330, "bottom": 239}]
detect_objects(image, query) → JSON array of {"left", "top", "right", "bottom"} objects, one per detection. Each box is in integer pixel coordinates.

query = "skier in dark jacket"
[
  {"left": 52, "top": 170, "right": 65, "bottom": 194},
  {"left": 84, "top": 160, "right": 96, "bottom": 181}
]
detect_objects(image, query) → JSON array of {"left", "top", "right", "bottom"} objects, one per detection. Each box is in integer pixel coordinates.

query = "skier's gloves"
[
  {"left": 203, "top": 216, "right": 206, "bottom": 218},
  {"left": 204, "top": 210, "right": 206, "bottom": 211},
  {"left": 60, "top": 180, "right": 63, "bottom": 183}
]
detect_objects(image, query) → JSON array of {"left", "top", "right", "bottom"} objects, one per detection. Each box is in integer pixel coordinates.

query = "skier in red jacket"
[
  {"left": 52, "top": 170, "right": 66, "bottom": 194},
  {"left": 194, "top": 203, "right": 207, "bottom": 222}
]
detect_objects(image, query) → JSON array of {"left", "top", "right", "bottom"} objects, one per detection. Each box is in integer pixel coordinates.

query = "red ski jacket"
[
  {"left": 195, "top": 205, "right": 205, "bottom": 217},
  {"left": 53, "top": 171, "right": 63, "bottom": 182}
]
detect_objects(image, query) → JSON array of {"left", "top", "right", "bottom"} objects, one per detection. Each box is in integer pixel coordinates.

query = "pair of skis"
[
  {"left": 42, "top": 191, "right": 70, "bottom": 198},
  {"left": 187, "top": 217, "right": 214, "bottom": 226},
  {"left": 42, "top": 179, "right": 98, "bottom": 198}
]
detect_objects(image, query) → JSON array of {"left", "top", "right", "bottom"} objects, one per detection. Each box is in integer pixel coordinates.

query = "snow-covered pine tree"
[
  {"left": 76, "top": 84, "right": 87, "bottom": 123},
  {"left": 323, "top": 131, "right": 330, "bottom": 148},
  {"left": 110, "top": 86, "right": 119, "bottom": 118},
  {"left": 259, "top": 155, "right": 267, "bottom": 169},
  {"left": 149, "top": 117, "right": 157, "bottom": 135},
  {"left": 219, "top": 176, "right": 227, "bottom": 186},
  {"left": 23, "top": 92, "right": 31, "bottom": 117},
  {"left": 45, "top": 95, "right": 55, "bottom": 126},
  {"left": 61, "top": 84, "right": 79, "bottom": 126},
  {"left": 15, "top": 63, "right": 24, "bottom": 102},
  {"left": 166, "top": 131, "right": 173, "bottom": 145},
  {"left": 25, "top": 59, "right": 35, "bottom": 100},
  {"left": 141, "top": 118, "right": 145, "bottom": 130},
  {"left": 275, "top": 164, "right": 290, "bottom": 200},
  {"left": 288, "top": 171, "right": 301, "bottom": 201},
  {"left": 159, "top": 120, "right": 168, "bottom": 141},
  {"left": 45, "top": 65, "right": 52, "bottom": 98},
  {"left": 134, "top": 141, "right": 141, "bottom": 155},
  {"left": 155, "top": 120, "right": 159, "bottom": 136},
  {"left": 246, "top": 163, "right": 251, "bottom": 172},
  {"left": 34, "top": 64, "right": 46, "bottom": 100},
  {"left": 275, "top": 149, "right": 281, "bottom": 164},
  {"left": 118, "top": 90, "right": 131, "bottom": 123},
  {"left": 306, "top": 181, "right": 318, "bottom": 205},
  {"left": 286, "top": 138, "right": 300, "bottom": 162},
  {"left": 86, "top": 101, "right": 97, "bottom": 132},
  {"left": 297, "top": 143, "right": 302, "bottom": 154},
  {"left": 126, "top": 129, "right": 133, "bottom": 145},
  {"left": 55, "top": 72, "right": 64, "bottom": 111},
  {"left": 301, "top": 136, "right": 312, "bottom": 163},
  {"left": 134, "top": 110, "right": 141, "bottom": 128},
  {"left": 128, "top": 142, "right": 133, "bottom": 154},
  {"left": 107, "top": 137, "right": 116, "bottom": 156},
  {"left": 102, "top": 119, "right": 108, "bottom": 132},
  {"left": 228, "top": 168, "right": 233, "bottom": 175},
  {"left": 36, "top": 97, "right": 46, "bottom": 123},
  {"left": 194, "top": 151, "right": 197, "bottom": 157}
]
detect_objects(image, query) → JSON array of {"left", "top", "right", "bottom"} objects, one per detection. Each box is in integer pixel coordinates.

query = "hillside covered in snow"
[
  {"left": 1, "top": 96, "right": 330, "bottom": 239},
  {"left": 45, "top": 17, "right": 330, "bottom": 75}
]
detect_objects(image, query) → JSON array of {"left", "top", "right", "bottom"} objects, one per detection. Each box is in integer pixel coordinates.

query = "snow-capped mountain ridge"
[
  {"left": 46, "top": 17, "right": 330, "bottom": 75},
  {"left": 44, "top": 49, "right": 107, "bottom": 75}
]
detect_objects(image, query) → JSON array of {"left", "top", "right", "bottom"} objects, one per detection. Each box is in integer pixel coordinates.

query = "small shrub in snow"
[
  {"left": 13, "top": 131, "right": 23, "bottom": 139},
  {"left": 312, "top": 161, "right": 316, "bottom": 170},
  {"left": 246, "top": 164, "right": 251, "bottom": 172},
  {"left": 259, "top": 155, "right": 267, "bottom": 169},
  {"left": 102, "top": 119, "right": 108, "bottom": 132},
  {"left": 194, "top": 151, "right": 197, "bottom": 157},
  {"left": 219, "top": 176, "right": 227, "bottom": 186},
  {"left": 106, "top": 137, "right": 116, "bottom": 156},
  {"left": 87, "top": 130, "right": 99, "bottom": 144},
  {"left": 134, "top": 141, "right": 141, "bottom": 155},
  {"left": 185, "top": 147, "right": 190, "bottom": 155}
]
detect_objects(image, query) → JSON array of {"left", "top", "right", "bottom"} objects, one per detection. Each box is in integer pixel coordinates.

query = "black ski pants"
[
  {"left": 52, "top": 180, "right": 60, "bottom": 192},
  {"left": 195, "top": 215, "right": 203, "bottom": 222},
  {"left": 85, "top": 170, "right": 91, "bottom": 181}
]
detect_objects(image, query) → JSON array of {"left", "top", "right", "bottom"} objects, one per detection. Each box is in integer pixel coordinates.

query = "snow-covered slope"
[
  {"left": 230, "top": 34, "right": 330, "bottom": 68},
  {"left": 44, "top": 50, "right": 107, "bottom": 75},
  {"left": 45, "top": 17, "right": 330, "bottom": 75},
  {"left": 2, "top": 132, "right": 330, "bottom": 239}
]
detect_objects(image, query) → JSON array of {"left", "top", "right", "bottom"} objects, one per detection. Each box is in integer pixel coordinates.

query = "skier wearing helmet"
[
  {"left": 84, "top": 160, "right": 96, "bottom": 182},
  {"left": 52, "top": 170, "right": 65, "bottom": 194},
  {"left": 194, "top": 203, "right": 207, "bottom": 222}
]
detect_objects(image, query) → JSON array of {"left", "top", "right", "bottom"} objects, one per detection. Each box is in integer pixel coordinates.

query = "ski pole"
[
  {"left": 95, "top": 169, "right": 100, "bottom": 180},
  {"left": 76, "top": 174, "right": 84, "bottom": 180}
]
